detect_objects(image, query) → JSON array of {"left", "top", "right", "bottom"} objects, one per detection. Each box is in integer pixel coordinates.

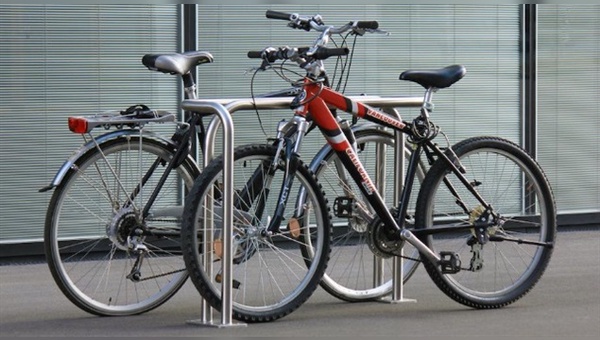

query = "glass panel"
[
  {"left": 0, "top": 5, "right": 179, "bottom": 242},
  {"left": 538, "top": 5, "right": 600, "bottom": 212}
]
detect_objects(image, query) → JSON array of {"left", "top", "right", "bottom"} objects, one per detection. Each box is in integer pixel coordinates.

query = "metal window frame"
[{"left": 523, "top": 4, "right": 537, "bottom": 160}]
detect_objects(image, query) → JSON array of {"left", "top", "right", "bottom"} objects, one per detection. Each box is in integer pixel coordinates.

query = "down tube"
[{"left": 307, "top": 96, "right": 400, "bottom": 232}]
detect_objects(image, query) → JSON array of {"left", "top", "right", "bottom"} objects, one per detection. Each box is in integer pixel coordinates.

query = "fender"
[{"left": 39, "top": 129, "right": 200, "bottom": 192}]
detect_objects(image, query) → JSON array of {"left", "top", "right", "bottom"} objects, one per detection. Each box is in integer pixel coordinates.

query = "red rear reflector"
[{"left": 68, "top": 116, "right": 88, "bottom": 134}]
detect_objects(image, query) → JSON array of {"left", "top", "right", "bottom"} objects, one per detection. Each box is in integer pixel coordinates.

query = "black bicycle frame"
[{"left": 140, "top": 114, "right": 200, "bottom": 220}]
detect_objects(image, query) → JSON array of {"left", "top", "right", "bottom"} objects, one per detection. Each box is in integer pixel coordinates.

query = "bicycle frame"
[{"left": 286, "top": 79, "right": 499, "bottom": 265}]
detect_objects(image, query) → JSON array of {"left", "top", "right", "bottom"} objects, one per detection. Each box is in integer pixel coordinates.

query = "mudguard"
[{"left": 39, "top": 129, "right": 200, "bottom": 192}]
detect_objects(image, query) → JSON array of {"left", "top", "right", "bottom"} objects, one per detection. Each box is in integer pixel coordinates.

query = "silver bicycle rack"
[{"left": 181, "top": 95, "right": 422, "bottom": 327}]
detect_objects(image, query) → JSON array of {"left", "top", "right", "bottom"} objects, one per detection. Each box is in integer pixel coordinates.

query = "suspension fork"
[
  {"left": 265, "top": 139, "right": 300, "bottom": 233},
  {"left": 265, "top": 116, "right": 311, "bottom": 233}
]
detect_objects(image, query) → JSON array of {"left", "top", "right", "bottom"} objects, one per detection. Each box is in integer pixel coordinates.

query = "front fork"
[{"left": 266, "top": 116, "right": 311, "bottom": 233}]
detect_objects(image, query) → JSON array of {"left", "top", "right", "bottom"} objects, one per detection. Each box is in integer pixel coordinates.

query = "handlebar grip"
[
  {"left": 312, "top": 47, "right": 350, "bottom": 60},
  {"left": 266, "top": 10, "right": 292, "bottom": 21},
  {"left": 356, "top": 21, "right": 379, "bottom": 29},
  {"left": 247, "top": 51, "right": 263, "bottom": 59}
]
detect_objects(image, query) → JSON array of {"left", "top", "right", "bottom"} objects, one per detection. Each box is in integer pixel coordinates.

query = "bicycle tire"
[
  {"left": 309, "top": 128, "right": 424, "bottom": 302},
  {"left": 45, "top": 136, "right": 199, "bottom": 316},
  {"left": 181, "top": 143, "right": 331, "bottom": 323},
  {"left": 414, "top": 136, "right": 556, "bottom": 308}
]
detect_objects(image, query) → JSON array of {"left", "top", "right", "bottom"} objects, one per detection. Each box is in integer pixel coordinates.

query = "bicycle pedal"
[
  {"left": 439, "top": 251, "right": 461, "bottom": 274},
  {"left": 215, "top": 273, "right": 241, "bottom": 289},
  {"left": 333, "top": 196, "right": 353, "bottom": 218}
]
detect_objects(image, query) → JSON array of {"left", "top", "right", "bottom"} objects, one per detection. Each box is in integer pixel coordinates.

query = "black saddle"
[
  {"left": 141, "top": 51, "right": 214, "bottom": 75},
  {"left": 399, "top": 65, "right": 466, "bottom": 89}
]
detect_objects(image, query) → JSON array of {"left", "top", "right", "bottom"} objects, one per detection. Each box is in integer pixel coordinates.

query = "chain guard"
[{"left": 366, "top": 214, "right": 405, "bottom": 259}]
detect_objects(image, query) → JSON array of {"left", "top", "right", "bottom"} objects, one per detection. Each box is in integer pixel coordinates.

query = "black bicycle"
[{"left": 41, "top": 51, "right": 217, "bottom": 316}]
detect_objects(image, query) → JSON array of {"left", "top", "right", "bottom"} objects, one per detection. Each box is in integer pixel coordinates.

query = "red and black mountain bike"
[{"left": 181, "top": 10, "right": 556, "bottom": 323}]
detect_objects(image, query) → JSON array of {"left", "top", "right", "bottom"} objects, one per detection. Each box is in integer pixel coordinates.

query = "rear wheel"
[
  {"left": 45, "top": 136, "right": 198, "bottom": 316},
  {"left": 414, "top": 136, "right": 556, "bottom": 308}
]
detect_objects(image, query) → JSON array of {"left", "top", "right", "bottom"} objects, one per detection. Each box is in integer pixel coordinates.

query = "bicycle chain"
[
  {"left": 137, "top": 268, "right": 186, "bottom": 282},
  {"left": 146, "top": 218, "right": 180, "bottom": 223},
  {"left": 399, "top": 254, "right": 422, "bottom": 263},
  {"left": 397, "top": 253, "right": 472, "bottom": 272}
]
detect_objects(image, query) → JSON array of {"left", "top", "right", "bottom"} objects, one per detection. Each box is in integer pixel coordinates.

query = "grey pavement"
[{"left": 1, "top": 227, "right": 599, "bottom": 338}]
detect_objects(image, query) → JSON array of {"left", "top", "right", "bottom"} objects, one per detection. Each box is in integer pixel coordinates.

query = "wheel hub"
[
  {"left": 107, "top": 208, "right": 141, "bottom": 251},
  {"left": 213, "top": 224, "right": 259, "bottom": 265}
]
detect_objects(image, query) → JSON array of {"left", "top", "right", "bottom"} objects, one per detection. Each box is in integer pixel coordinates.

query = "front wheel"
[
  {"left": 181, "top": 144, "right": 331, "bottom": 323},
  {"left": 414, "top": 136, "right": 556, "bottom": 308}
]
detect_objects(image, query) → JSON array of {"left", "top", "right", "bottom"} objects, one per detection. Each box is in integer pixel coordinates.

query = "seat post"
[
  {"left": 182, "top": 72, "right": 197, "bottom": 100},
  {"left": 421, "top": 87, "right": 436, "bottom": 117}
]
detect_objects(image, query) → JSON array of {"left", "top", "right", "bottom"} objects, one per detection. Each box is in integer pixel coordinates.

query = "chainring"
[{"left": 366, "top": 214, "right": 405, "bottom": 259}]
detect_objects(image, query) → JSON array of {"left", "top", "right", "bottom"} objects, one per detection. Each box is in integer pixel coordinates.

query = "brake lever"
[
  {"left": 259, "top": 58, "right": 273, "bottom": 71},
  {"left": 244, "top": 61, "right": 272, "bottom": 75},
  {"left": 288, "top": 22, "right": 310, "bottom": 31},
  {"left": 351, "top": 28, "right": 390, "bottom": 36},
  {"left": 367, "top": 28, "right": 390, "bottom": 36}
]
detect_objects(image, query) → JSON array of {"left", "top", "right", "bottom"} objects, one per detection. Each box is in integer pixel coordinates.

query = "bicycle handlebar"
[
  {"left": 265, "top": 10, "right": 294, "bottom": 21},
  {"left": 248, "top": 46, "right": 349, "bottom": 62},
  {"left": 265, "top": 10, "right": 380, "bottom": 34},
  {"left": 256, "top": 10, "right": 384, "bottom": 76},
  {"left": 355, "top": 21, "right": 379, "bottom": 30}
]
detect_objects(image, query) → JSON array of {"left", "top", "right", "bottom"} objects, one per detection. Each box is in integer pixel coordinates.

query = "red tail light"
[{"left": 68, "top": 116, "right": 89, "bottom": 134}]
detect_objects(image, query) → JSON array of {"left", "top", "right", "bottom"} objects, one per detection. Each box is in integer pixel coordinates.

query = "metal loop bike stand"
[
  {"left": 383, "top": 107, "right": 418, "bottom": 304},
  {"left": 180, "top": 95, "right": 422, "bottom": 327},
  {"left": 179, "top": 100, "right": 245, "bottom": 328}
]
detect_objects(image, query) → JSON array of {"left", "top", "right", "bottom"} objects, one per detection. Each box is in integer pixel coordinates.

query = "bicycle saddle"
[
  {"left": 142, "top": 51, "right": 214, "bottom": 75},
  {"left": 399, "top": 65, "right": 466, "bottom": 89}
]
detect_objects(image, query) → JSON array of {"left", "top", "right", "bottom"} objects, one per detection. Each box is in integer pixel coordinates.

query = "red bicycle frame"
[
  {"left": 295, "top": 80, "right": 410, "bottom": 235},
  {"left": 292, "top": 77, "right": 501, "bottom": 267}
]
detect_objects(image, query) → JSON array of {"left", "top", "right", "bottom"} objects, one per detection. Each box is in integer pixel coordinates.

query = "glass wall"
[
  {"left": 0, "top": 4, "right": 597, "bottom": 245},
  {"left": 537, "top": 5, "right": 600, "bottom": 213},
  {"left": 196, "top": 5, "right": 521, "bottom": 150},
  {"left": 0, "top": 5, "right": 180, "bottom": 242}
]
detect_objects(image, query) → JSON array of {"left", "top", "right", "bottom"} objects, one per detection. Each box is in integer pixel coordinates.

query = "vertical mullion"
[
  {"left": 522, "top": 4, "right": 538, "bottom": 214},
  {"left": 523, "top": 4, "right": 537, "bottom": 159},
  {"left": 182, "top": 4, "right": 198, "bottom": 70},
  {"left": 180, "top": 4, "right": 200, "bottom": 161}
]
